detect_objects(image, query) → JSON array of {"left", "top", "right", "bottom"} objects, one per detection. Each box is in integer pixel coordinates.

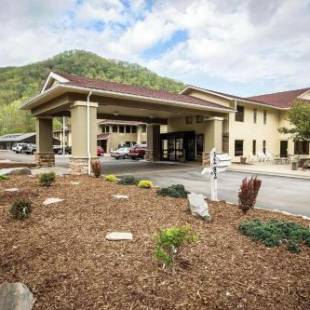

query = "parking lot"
[{"left": 1, "top": 150, "right": 310, "bottom": 217}]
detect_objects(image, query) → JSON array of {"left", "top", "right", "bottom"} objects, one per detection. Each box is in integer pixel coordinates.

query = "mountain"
[{"left": 0, "top": 50, "right": 185, "bottom": 135}]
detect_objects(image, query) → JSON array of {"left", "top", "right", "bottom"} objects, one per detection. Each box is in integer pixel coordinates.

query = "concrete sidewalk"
[{"left": 228, "top": 162, "right": 310, "bottom": 179}]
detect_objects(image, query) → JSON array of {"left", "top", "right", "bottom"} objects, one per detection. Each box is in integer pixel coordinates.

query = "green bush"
[
  {"left": 154, "top": 226, "right": 198, "bottom": 267},
  {"left": 157, "top": 184, "right": 188, "bottom": 198},
  {"left": 10, "top": 199, "right": 32, "bottom": 220},
  {"left": 137, "top": 180, "right": 153, "bottom": 188},
  {"left": 239, "top": 219, "right": 310, "bottom": 253},
  {"left": 39, "top": 172, "right": 56, "bottom": 187},
  {"left": 0, "top": 175, "right": 9, "bottom": 181},
  {"left": 118, "top": 175, "right": 140, "bottom": 185},
  {"left": 105, "top": 175, "right": 119, "bottom": 183}
]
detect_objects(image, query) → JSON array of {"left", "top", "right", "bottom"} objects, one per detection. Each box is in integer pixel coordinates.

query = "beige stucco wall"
[{"left": 185, "top": 90, "right": 233, "bottom": 108}]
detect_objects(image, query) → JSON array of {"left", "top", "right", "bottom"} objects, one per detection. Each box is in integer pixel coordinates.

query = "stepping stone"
[
  {"left": 112, "top": 194, "right": 129, "bottom": 200},
  {"left": 187, "top": 192, "right": 211, "bottom": 221},
  {"left": 5, "top": 188, "right": 19, "bottom": 192},
  {"left": 70, "top": 181, "right": 80, "bottom": 185},
  {"left": 43, "top": 198, "right": 64, "bottom": 206},
  {"left": 0, "top": 282, "right": 35, "bottom": 310},
  {"left": 105, "top": 232, "right": 133, "bottom": 241}
]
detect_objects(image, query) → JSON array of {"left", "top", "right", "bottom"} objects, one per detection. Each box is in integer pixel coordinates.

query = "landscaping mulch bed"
[{"left": 0, "top": 175, "right": 309, "bottom": 310}]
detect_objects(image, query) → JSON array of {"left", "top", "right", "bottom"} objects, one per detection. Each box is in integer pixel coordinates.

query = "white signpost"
[{"left": 201, "top": 148, "right": 231, "bottom": 201}]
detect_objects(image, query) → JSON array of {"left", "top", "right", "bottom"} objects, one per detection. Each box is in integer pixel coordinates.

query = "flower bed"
[{"left": 0, "top": 175, "right": 309, "bottom": 309}]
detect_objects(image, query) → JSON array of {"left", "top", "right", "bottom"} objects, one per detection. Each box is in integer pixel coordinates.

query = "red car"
[
  {"left": 128, "top": 144, "right": 146, "bottom": 159},
  {"left": 97, "top": 146, "right": 104, "bottom": 156}
]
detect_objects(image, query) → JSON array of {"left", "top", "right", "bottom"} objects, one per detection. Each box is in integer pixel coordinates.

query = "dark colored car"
[
  {"left": 97, "top": 146, "right": 104, "bottom": 156},
  {"left": 128, "top": 144, "right": 147, "bottom": 159}
]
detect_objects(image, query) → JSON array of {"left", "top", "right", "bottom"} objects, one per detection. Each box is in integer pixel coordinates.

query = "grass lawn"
[{"left": 0, "top": 175, "right": 309, "bottom": 309}]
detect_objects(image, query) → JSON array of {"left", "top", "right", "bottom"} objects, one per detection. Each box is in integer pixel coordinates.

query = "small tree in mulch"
[
  {"left": 239, "top": 219, "right": 310, "bottom": 253},
  {"left": 238, "top": 176, "right": 262, "bottom": 213},
  {"left": 39, "top": 172, "right": 56, "bottom": 187},
  {"left": 10, "top": 199, "right": 32, "bottom": 220},
  {"left": 157, "top": 184, "right": 188, "bottom": 198},
  {"left": 154, "top": 226, "right": 198, "bottom": 267},
  {"left": 91, "top": 160, "right": 102, "bottom": 178}
]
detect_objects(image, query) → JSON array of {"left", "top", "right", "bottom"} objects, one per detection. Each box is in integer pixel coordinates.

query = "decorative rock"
[
  {"left": 4, "top": 188, "right": 19, "bottom": 192},
  {"left": 0, "top": 282, "right": 35, "bottom": 310},
  {"left": 112, "top": 194, "right": 129, "bottom": 200},
  {"left": 105, "top": 232, "right": 133, "bottom": 241},
  {"left": 0, "top": 168, "right": 31, "bottom": 176},
  {"left": 187, "top": 193, "right": 211, "bottom": 221},
  {"left": 43, "top": 198, "right": 64, "bottom": 206},
  {"left": 70, "top": 181, "right": 80, "bottom": 185}
]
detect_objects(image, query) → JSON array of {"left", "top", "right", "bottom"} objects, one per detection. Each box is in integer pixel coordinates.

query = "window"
[
  {"left": 119, "top": 125, "right": 124, "bottom": 133},
  {"left": 253, "top": 109, "right": 257, "bottom": 124},
  {"left": 132, "top": 126, "right": 137, "bottom": 133},
  {"left": 196, "top": 115, "right": 203, "bottom": 123},
  {"left": 234, "top": 140, "right": 244, "bottom": 156},
  {"left": 263, "top": 140, "right": 266, "bottom": 154},
  {"left": 294, "top": 141, "right": 309, "bottom": 155},
  {"left": 235, "top": 105, "right": 244, "bottom": 122},
  {"left": 185, "top": 116, "right": 193, "bottom": 124},
  {"left": 252, "top": 140, "right": 256, "bottom": 155},
  {"left": 263, "top": 110, "right": 267, "bottom": 124},
  {"left": 112, "top": 125, "right": 118, "bottom": 133},
  {"left": 141, "top": 125, "right": 146, "bottom": 133},
  {"left": 125, "top": 126, "right": 131, "bottom": 133}
]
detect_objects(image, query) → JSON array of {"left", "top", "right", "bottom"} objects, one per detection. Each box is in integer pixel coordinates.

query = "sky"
[{"left": 0, "top": 0, "right": 309, "bottom": 96}]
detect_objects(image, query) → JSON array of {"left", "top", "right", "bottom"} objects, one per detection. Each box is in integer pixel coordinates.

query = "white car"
[
  {"left": 110, "top": 147, "right": 130, "bottom": 159},
  {"left": 12, "top": 143, "right": 27, "bottom": 153}
]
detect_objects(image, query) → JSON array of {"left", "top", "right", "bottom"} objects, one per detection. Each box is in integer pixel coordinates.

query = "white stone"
[
  {"left": 112, "top": 194, "right": 129, "bottom": 200},
  {"left": 0, "top": 282, "right": 35, "bottom": 310},
  {"left": 105, "top": 232, "right": 133, "bottom": 241},
  {"left": 43, "top": 198, "right": 64, "bottom": 206},
  {"left": 70, "top": 181, "right": 80, "bottom": 185},
  {"left": 187, "top": 192, "right": 211, "bottom": 221},
  {"left": 4, "top": 188, "right": 19, "bottom": 192}
]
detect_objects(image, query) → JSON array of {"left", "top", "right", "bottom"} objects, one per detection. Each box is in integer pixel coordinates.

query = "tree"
[{"left": 279, "top": 100, "right": 310, "bottom": 141}]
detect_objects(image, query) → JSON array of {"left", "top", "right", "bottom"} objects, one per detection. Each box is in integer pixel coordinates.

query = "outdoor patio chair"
[
  {"left": 265, "top": 151, "right": 273, "bottom": 162},
  {"left": 257, "top": 152, "right": 266, "bottom": 162}
]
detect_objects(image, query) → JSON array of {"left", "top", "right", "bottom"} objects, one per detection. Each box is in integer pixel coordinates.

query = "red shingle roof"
[
  {"left": 246, "top": 88, "right": 309, "bottom": 108},
  {"left": 54, "top": 72, "right": 233, "bottom": 111}
]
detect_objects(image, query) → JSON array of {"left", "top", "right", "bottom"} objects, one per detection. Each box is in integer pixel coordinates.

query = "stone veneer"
[
  {"left": 70, "top": 157, "right": 99, "bottom": 175},
  {"left": 35, "top": 152, "right": 55, "bottom": 167}
]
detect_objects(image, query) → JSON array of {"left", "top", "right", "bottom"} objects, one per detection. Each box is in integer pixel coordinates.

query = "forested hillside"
[{"left": 0, "top": 50, "right": 184, "bottom": 135}]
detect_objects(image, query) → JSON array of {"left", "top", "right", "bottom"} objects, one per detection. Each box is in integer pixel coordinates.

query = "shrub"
[
  {"left": 238, "top": 176, "right": 262, "bottom": 213},
  {"left": 118, "top": 175, "right": 139, "bottom": 185},
  {"left": 137, "top": 180, "right": 153, "bottom": 188},
  {"left": 39, "top": 172, "right": 56, "bottom": 187},
  {"left": 239, "top": 219, "right": 310, "bottom": 253},
  {"left": 91, "top": 160, "right": 102, "bottom": 178},
  {"left": 105, "top": 175, "right": 119, "bottom": 182},
  {"left": 155, "top": 226, "right": 198, "bottom": 267},
  {"left": 0, "top": 175, "right": 9, "bottom": 181},
  {"left": 10, "top": 199, "right": 32, "bottom": 220},
  {"left": 157, "top": 184, "right": 188, "bottom": 198}
]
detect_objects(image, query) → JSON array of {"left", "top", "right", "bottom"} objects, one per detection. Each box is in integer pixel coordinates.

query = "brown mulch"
[
  {"left": 0, "top": 162, "right": 36, "bottom": 168},
  {"left": 0, "top": 175, "right": 309, "bottom": 310}
]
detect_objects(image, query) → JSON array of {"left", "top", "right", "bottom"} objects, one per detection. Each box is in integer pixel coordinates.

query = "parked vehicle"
[
  {"left": 24, "top": 144, "right": 36, "bottom": 154},
  {"left": 97, "top": 146, "right": 104, "bottom": 156},
  {"left": 128, "top": 144, "right": 147, "bottom": 159},
  {"left": 12, "top": 143, "right": 28, "bottom": 154},
  {"left": 111, "top": 147, "right": 130, "bottom": 159}
]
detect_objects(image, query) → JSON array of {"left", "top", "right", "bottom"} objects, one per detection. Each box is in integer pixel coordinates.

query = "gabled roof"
[
  {"left": 246, "top": 88, "right": 310, "bottom": 109},
  {"left": 49, "top": 71, "right": 234, "bottom": 112},
  {"left": 0, "top": 132, "right": 35, "bottom": 143}
]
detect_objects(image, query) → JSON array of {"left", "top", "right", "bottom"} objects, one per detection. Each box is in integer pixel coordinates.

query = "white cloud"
[{"left": 0, "top": 0, "right": 309, "bottom": 95}]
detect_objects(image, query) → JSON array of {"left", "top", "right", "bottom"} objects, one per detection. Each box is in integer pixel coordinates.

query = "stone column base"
[
  {"left": 35, "top": 152, "right": 55, "bottom": 167},
  {"left": 70, "top": 157, "right": 99, "bottom": 175},
  {"left": 145, "top": 149, "right": 160, "bottom": 162}
]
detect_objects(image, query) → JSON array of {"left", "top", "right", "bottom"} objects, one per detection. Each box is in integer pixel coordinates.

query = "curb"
[{"left": 228, "top": 168, "right": 310, "bottom": 180}]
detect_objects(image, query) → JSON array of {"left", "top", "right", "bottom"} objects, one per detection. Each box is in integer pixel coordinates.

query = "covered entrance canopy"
[{"left": 22, "top": 72, "right": 234, "bottom": 174}]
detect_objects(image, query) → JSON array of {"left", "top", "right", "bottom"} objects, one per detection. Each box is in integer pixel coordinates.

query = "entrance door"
[{"left": 280, "top": 141, "right": 288, "bottom": 157}]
